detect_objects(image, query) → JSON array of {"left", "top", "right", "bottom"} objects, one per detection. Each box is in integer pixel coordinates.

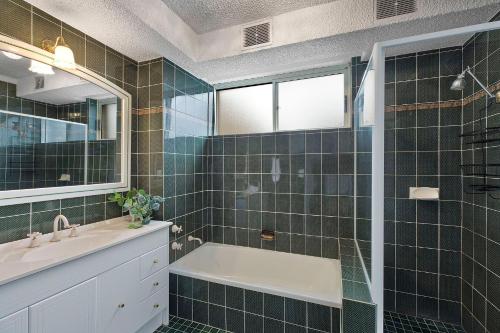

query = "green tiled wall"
[
  {"left": 206, "top": 128, "right": 356, "bottom": 260},
  {"left": 343, "top": 299, "right": 376, "bottom": 333},
  {"left": 0, "top": 0, "right": 214, "bottom": 250},
  {"left": 461, "top": 22, "right": 500, "bottom": 333},
  {"left": 0, "top": 195, "right": 120, "bottom": 244},
  {"left": 383, "top": 47, "right": 464, "bottom": 323},
  {"left": 0, "top": 0, "right": 134, "bottom": 244},
  {"left": 170, "top": 273, "right": 342, "bottom": 333}
]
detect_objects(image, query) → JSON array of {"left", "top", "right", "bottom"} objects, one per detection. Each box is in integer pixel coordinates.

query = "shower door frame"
[{"left": 366, "top": 20, "right": 500, "bottom": 333}]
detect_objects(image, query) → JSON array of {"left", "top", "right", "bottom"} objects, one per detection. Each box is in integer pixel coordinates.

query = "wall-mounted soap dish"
[
  {"left": 409, "top": 187, "right": 439, "bottom": 200},
  {"left": 261, "top": 230, "right": 275, "bottom": 241}
]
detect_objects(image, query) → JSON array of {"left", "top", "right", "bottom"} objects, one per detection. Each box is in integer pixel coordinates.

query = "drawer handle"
[
  {"left": 153, "top": 259, "right": 159, "bottom": 264},
  {"left": 118, "top": 304, "right": 125, "bottom": 308},
  {"left": 153, "top": 304, "right": 160, "bottom": 308},
  {"left": 153, "top": 282, "right": 159, "bottom": 287}
]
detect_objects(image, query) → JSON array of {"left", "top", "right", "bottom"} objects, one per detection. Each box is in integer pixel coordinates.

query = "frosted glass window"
[
  {"left": 217, "top": 84, "right": 273, "bottom": 135},
  {"left": 278, "top": 74, "right": 345, "bottom": 130}
]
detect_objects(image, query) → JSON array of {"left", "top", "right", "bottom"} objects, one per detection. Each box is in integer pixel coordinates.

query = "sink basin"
[
  {"left": 0, "top": 217, "right": 172, "bottom": 286},
  {"left": 21, "top": 234, "right": 114, "bottom": 262}
]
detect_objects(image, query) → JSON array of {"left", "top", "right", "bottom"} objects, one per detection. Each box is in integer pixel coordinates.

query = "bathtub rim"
[{"left": 169, "top": 242, "right": 343, "bottom": 309}]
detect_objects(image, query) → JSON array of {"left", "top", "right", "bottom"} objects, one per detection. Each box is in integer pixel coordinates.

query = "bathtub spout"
[{"left": 188, "top": 235, "right": 203, "bottom": 245}]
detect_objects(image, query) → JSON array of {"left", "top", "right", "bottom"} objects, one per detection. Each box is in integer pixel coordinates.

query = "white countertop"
[{"left": 0, "top": 217, "right": 172, "bottom": 286}]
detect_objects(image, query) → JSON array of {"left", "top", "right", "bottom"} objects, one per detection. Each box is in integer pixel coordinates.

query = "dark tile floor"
[
  {"left": 155, "top": 316, "right": 229, "bottom": 333},
  {"left": 157, "top": 312, "right": 466, "bottom": 333},
  {"left": 384, "top": 311, "right": 465, "bottom": 333}
]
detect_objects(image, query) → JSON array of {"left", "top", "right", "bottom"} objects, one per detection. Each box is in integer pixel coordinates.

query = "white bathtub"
[{"left": 169, "top": 242, "right": 343, "bottom": 308}]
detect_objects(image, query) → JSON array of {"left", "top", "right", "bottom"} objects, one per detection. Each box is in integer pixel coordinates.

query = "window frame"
[{"left": 214, "top": 64, "right": 352, "bottom": 135}]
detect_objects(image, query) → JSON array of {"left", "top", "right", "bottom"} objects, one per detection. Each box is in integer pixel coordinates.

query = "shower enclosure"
[{"left": 355, "top": 20, "right": 500, "bottom": 333}]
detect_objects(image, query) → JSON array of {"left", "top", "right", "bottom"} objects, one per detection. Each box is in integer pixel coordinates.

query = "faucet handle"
[
  {"left": 27, "top": 232, "right": 42, "bottom": 248},
  {"left": 171, "top": 225, "right": 183, "bottom": 234},
  {"left": 65, "top": 224, "right": 80, "bottom": 237},
  {"left": 27, "top": 232, "right": 41, "bottom": 239},
  {"left": 171, "top": 242, "right": 183, "bottom": 250}
]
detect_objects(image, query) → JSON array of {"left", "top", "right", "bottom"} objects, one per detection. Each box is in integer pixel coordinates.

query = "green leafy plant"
[{"left": 108, "top": 188, "right": 164, "bottom": 229}]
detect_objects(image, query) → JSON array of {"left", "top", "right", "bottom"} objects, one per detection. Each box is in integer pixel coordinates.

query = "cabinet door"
[
  {"left": 29, "top": 278, "right": 97, "bottom": 333},
  {"left": 0, "top": 309, "right": 28, "bottom": 333},
  {"left": 97, "top": 258, "right": 140, "bottom": 333}
]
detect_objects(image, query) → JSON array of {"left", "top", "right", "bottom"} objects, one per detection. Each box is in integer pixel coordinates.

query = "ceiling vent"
[
  {"left": 241, "top": 20, "right": 272, "bottom": 50},
  {"left": 376, "top": 0, "right": 416, "bottom": 20}
]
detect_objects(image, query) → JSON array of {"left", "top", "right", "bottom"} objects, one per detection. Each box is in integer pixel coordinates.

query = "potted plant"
[{"left": 108, "top": 188, "right": 164, "bottom": 229}]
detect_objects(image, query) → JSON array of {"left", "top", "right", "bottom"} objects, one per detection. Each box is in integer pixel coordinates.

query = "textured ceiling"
[
  {"left": 195, "top": 6, "right": 500, "bottom": 83},
  {"left": 162, "top": 0, "right": 337, "bottom": 33},
  {"left": 25, "top": 0, "right": 500, "bottom": 83}
]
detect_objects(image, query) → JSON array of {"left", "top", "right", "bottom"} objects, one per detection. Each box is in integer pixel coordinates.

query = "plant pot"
[
  {"left": 127, "top": 213, "right": 143, "bottom": 229},
  {"left": 129, "top": 213, "right": 137, "bottom": 222},
  {"left": 142, "top": 216, "right": 152, "bottom": 225}
]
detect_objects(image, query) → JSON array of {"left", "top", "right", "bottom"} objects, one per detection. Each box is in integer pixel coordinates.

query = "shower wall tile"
[
  {"left": 461, "top": 26, "right": 500, "bottom": 333},
  {"left": 384, "top": 47, "right": 463, "bottom": 324}
]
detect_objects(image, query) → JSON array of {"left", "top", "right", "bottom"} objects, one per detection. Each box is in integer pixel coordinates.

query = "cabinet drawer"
[
  {"left": 140, "top": 246, "right": 167, "bottom": 279},
  {"left": 135, "top": 287, "right": 168, "bottom": 330},
  {"left": 139, "top": 267, "right": 168, "bottom": 301}
]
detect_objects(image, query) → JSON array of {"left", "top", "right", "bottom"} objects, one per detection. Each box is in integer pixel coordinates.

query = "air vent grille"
[
  {"left": 242, "top": 21, "right": 272, "bottom": 49},
  {"left": 376, "top": 0, "right": 416, "bottom": 19}
]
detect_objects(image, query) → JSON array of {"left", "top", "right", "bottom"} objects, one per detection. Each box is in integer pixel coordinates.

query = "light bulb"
[
  {"left": 53, "top": 44, "right": 76, "bottom": 69},
  {"left": 29, "top": 60, "right": 55, "bottom": 75}
]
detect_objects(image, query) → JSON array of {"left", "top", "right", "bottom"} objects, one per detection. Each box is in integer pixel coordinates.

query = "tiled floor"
[
  {"left": 155, "top": 316, "right": 229, "bottom": 333},
  {"left": 157, "top": 312, "right": 466, "bottom": 333},
  {"left": 384, "top": 311, "right": 465, "bottom": 333}
]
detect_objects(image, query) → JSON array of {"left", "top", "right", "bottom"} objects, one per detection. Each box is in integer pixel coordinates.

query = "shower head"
[
  {"left": 450, "top": 66, "right": 500, "bottom": 103},
  {"left": 450, "top": 73, "right": 466, "bottom": 91}
]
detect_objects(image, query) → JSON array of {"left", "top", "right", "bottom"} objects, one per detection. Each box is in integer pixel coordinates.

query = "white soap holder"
[{"left": 409, "top": 187, "right": 439, "bottom": 200}]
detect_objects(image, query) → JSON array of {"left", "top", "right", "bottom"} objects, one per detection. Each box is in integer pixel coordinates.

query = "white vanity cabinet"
[
  {"left": 0, "top": 219, "right": 171, "bottom": 333},
  {"left": 96, "top": 247, "right": 169, "bottom": 333}
]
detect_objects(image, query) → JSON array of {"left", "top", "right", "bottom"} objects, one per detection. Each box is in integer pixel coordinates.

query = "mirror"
[{"left": 0, "top": 36, "right": 130, "bottom": 204}]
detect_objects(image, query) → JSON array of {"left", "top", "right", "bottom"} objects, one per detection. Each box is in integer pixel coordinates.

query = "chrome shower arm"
[{"left": 464, "top": 66, "right": 495, "bottom": 99}]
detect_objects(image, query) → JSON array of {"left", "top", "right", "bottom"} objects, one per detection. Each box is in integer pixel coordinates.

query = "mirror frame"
[{"left": 0, "top": 35, "right": 131, "bottom": 206}]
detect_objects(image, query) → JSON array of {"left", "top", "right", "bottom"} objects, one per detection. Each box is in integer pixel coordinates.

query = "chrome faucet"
[
  {"left": 50, "top": 214, "right": 79, "bottom": 242},
  {"left": 188, "top": 235, "right": 203, "bottom": 245}
]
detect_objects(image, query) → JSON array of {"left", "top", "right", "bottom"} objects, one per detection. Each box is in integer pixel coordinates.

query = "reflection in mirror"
[
  {"left": 98, "top": 99, "right": 117, "bottom": 140},
  {"left": 0, "top": 50, "right": 121, "bottom": 191}
]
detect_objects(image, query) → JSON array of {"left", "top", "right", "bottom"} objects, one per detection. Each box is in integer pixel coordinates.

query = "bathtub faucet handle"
[
  {"left": 188, "top": 235, "right": 203, "bottom": 245},
  {"left": 171, "top": 225, "right": 183, "bottom": 234},
  {"left": 171, "top": 242, "right": 183, "bottom": 251}
]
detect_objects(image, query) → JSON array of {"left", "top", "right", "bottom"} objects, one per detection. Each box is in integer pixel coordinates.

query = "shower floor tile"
[
  {"left": 155, "top": 316, "right": 230, "bottom": 333},
  {"left": 384, "top": 311, "right": 465, "bottom": 333}
]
